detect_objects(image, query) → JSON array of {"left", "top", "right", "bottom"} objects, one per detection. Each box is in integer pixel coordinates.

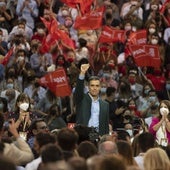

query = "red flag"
[
  {"left": 39, "top": 68, "right": 72, "bottom": 97},
  {"left": 99, "top": 26, "right": 126, "bottom": 43},
  {"left": 40, "top": 17, "right": 58, "bottom": 34},
  {"left": 128, "top": 44, "right": 161, "bottom": 68},
  {"left": 80, "top": 0, "right": 93, "bottom": 14},
  {"left": 1, "top": 47, "right": 13, "bottom": 65},
  {"left": 74, "top": 6, "right": 104, "bottom": 30},
  {"left": 57, "top": 30, "right": 75, "bottom": 49},
  {"left": 61, "top": 0, "right": 93, "bottom": 14},
  {"left": 160, "top": 0, "right": 170, "bottom": 13},
  {"left": 128, "top": 30, "right": 147, "bottom": 45},
  {"left": 39, "top": 33, "right": 59, "bottom": 54},
  {"left": 61, "top": 0, "right": 81, "bottom": 8},
  {"left": 40, "top": 31, "right": 75, "bottom": 54}
]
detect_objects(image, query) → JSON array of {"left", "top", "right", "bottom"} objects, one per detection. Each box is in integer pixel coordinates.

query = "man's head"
[
  {"left": 30, "top": 118, "right": 49, "bottom": 136},
  {"left": 106, "top": 87, "right": 116, "bottom": 101},
  {"left": 88, "top": 76, "right": 101, "bottom": 99},
  {"left": 33, "top": 132, "right": 56, "bottom": 155},
  {"left": 57, "top": 128, "right": 79, "bottom": 151},
  {"left": 98, "top": 141, "right": 118, "bottom": 155},
  {"left": 138, "top": 132, "right": 155, "bottom": 153}
]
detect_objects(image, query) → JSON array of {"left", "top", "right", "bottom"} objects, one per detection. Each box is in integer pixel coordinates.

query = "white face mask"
[
  {"left": 37, "top": 28, "right": 44, "bottom": 34},
  {"left": 160, "top": 107, "right": 169, "bottom": 116},
  {"left": 126, "top": 129, "right": 133, "bottom": 137},
  {"left": 149, "top": 28, "right": 156, "bottom": 34},
  {"left": 19, "top": 102, "right": 29, "bottom": 111},
  {"left": 151, "top": 39, "right": 158, "bottom": 45},
  {"left": 125, "top": 25, "right": 132, "bottom": 31},
  {"left": 17, "top": 56, "right": 24, "bottom": 62},
  {"left": 151, "top": 5, "right": 158, "bottom": 10},
  {"left": 62, "top": 10, "right": 69, "bottom": 16}
]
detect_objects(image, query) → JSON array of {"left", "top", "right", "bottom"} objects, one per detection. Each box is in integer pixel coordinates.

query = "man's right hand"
[{"left": 80, "top": 63, "right": 90, "bottom": 75}]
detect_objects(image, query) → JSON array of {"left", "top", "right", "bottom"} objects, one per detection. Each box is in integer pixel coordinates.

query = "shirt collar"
[{"left": 88, "top": 92, "right": 99, "bottom": 102}]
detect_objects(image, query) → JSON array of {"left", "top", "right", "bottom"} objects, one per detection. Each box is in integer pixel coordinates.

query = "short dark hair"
[
  {"left": 41, "top": 144, "right": 63, "bottom": 163},
  {"left": 35, "top": 132, "right": 56, "bottom": 148},
  {"left": 138, "top": 132, "right": 155, "bottom": 152},
  {"left": 30, "top": 118, "right": 45, "bottom": 131},
  {"left": 16, "top": 49, "right": 26, "bottom": 56},
  {"left": 88, "top": 76, "right": 100, "bottom": 83},
  {"left": 106, "top": 87, "right": 116, "bottom": 96},
  {"left": 78, "top": 38, "right": 87, "bottom": 47},
  {"left": 57, "top": 128, "right": 79, "bottom": 151},
  {"left": 0, "top": 155, "right": 16, "bottom": 170}
]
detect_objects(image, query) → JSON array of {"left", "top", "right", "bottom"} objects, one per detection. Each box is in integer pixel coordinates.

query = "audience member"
[
  {"left": 0, "top": 0, "right": 170, "bottom": 169},
  {"left": 0, "top": 114, "right": 34, "bottom": 166},
  {"left": 149, "top": 100, "right": 170, "bottom": 146},
  {"left": 74, "top": 63, "right": 109, "bottom": 136},
  {"left": 134, "top": 132, "right": 155, "bottom": 170},
  {"left": 144, "top": 147, "right": 170, "bottom": 170},
  {"left": 98, "top": 141, "right": 118, "bottom": 155},
  {"left": 57, "top": 127, "right": 79, "bottom": 160},
  {"left": 77, "top": 141, "right": 97, "bottom": 160}
]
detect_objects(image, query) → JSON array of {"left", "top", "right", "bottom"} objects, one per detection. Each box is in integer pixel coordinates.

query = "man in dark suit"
[{"left": 74, "top": 63, "right": 109, "bottom": 136}]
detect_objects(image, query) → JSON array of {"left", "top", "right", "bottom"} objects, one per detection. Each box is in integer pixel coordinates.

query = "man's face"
[
  {"left": 88, "top": 80, "right": 101, "bottom": 98},
  {"left": 34, "top": 121, "right": 49, "bottom": 134}
]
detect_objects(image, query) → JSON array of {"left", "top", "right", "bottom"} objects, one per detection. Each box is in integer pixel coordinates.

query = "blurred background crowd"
[{"left": 0, "top": 0, "right": 170, "bottom": 169}]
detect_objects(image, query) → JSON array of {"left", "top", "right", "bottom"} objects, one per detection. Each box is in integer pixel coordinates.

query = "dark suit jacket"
[{"left": 74, "top": 77, "right": 109, "bottom": 136}]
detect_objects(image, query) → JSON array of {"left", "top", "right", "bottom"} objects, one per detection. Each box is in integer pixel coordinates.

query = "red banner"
[
  {"left": 74, "top": 6, "right": 104, "bottom": 30},
  {"left": 99, "top": 26, "right": 126, "bottom": 43},
  {"left": 61, "top": 0, "right": 81, "bottom": 8},
  {"left": 40, "top": 31, "right": 75, "bottom": 54},
  {"left": 1, "top": 47, "right": 13, "bottom": 65},
  {"left": 128, "top": 29, "right": 147, "bottom": 45},
  {"left": 160, "top": 0, "right": 170, "bottom": 13},
  {"left": 39, "top": 68, "right": 72, "bottom": 97},
  {"left": 61, "top": 0, "right": 93, "bottom": 15},
  {"left": 80, "top": 0, "right": 93, "bottom": 14},
  {"left": 40, "top": 17, "right": 58, "bottom": 34},
  {"left": 128, "top": 44, "right": 161, "bottom": 68}
]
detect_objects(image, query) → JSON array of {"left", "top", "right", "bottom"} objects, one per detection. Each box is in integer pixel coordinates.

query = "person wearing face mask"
[
  {"left": 128, "top": 99, "right": 141, "bottom": 118},
  {"left": 0, "top": 78, "right": 20, "bottom": 112},
  {"left": 8, "top": 18, "right": 33, "bottom": 41},
  {"left": 146, "top": 22, "right": 157, "bottom": 41},
  {"left": 145, "top": 0, "right": 160, "bottom": 22},
  {"left": 136, "top": 83, "right": 155, "bottom": 118},
  {"left": 31, "top": 22, "right": 46, "bottom": 42},
  {"left": 0, "top": 67, "right": 20, "bottom": 92},
  {"left": 57, "top": 5, "right": 70, "bottom": 25},
  {"left": 9, "top": 93, "right": 37, "bottom": 141},
  {"left": 120, "top": 0, "right": 143, "bottom": 20},
  {"left": 149, "top": 100, "right": 170, "bottom": 146},
  {"left": 127, "top": 69, "right": 143, "bottom": 99},
  {"left": 146, "top": 67, "right": 167, "bottom": 100}
]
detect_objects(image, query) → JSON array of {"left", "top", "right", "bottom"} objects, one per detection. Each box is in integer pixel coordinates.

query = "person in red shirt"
[
  {"left": 146, "top": 67, "right": 166, "bottom": 100},
  {"left": 31, "top": 22, "right": 47, "bottom": 42}
]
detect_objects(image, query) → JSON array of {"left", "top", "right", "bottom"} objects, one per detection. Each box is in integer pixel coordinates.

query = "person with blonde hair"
[{"left": 144, "top": 147, "right": 170, "bottom": 170}]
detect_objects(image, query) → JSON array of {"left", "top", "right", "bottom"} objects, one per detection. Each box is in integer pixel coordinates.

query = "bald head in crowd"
[{"left": 98, "top": 141, "right": 118, "bottom": 155}]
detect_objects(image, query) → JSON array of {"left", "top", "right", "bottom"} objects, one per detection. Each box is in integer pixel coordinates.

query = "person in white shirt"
[{"left": 134, "top": 132, "right": 155, "bottom": 170}]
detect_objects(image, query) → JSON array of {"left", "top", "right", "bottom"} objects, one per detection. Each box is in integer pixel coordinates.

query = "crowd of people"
[{"left": 0, "top": 0, "right": 170, "bottom": 169}]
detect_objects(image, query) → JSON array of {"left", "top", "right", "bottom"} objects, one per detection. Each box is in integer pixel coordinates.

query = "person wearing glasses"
[{"left": 27, "top": 118, "right": 49, "bottom": 150}]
